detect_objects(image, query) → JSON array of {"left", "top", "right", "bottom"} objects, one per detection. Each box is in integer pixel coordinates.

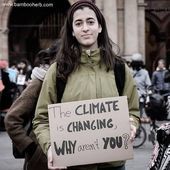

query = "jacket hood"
[{"left": 31, "top": 67, "right": 48, "bottom": 81}]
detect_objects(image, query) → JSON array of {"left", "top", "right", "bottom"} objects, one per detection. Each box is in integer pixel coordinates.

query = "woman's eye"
[
  {"left": 87, "top": 20, "right": 95, "bottom": 25},
  {"left": 75, "top": 22, "right": 82, "bottom": 27}
]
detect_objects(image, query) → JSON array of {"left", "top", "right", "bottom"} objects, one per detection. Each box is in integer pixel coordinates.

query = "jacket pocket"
[{"left": 25, "top": 145, "right": 48, "bottom": 170}]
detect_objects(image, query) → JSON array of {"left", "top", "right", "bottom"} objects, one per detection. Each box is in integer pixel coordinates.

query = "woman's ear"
[
  {"left": 72, "top": 32, "right": 75, "bottom": 36},
  {"left": 98, "top": 25, "right": 102, "bottom": 33}
]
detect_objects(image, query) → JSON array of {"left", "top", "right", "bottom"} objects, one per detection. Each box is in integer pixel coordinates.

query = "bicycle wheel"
[
  {"left": 148, "top": 123, "right": 159, "bottom": 145},
  {"left": 133, "top": 125, "right": 147, "bottom": 148}
]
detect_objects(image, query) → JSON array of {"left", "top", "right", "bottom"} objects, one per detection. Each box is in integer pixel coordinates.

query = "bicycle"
[
  {"left": 133, "top": 122, "right": 147, "bottom": 148},
  {"left": 133, "top": 87, "right": 156, "bottom": 148},
  {"left": 133, "top": 91, "right": 170, "bottom": 148},
  {"left": 133, "top": 118, "right": 158, "bottom": 148}
]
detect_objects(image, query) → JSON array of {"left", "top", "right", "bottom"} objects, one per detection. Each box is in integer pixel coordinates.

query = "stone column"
[
  {"left": 0, "top": 29, "right": 9, "bottom": 60},
  {"left": 117, "top": 0, "right": 124, "bottom": 55},
  {"left": 68, "top": 0, "right": 78, "bottom": 5},
  {"left": 124, "top": 0, "right": 138, "bottom": 60},
  {"left": 95, "top": 0, "right": 103, "bottom": 12},
  {"left": 0, "top": 0, "right": 11, "bottom": 60},
  {"left": 103, "top": 0, "right": 117, "bottom": 44},
  {"left": 138, "top": 0, "right": 147, "bottom": 63}
]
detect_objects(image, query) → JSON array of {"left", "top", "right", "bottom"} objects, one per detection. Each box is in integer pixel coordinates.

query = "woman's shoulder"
[
  {"left": 49, "top": 62, "right": 57, "bottom": 70},
  {"left": 115, "top": 56, "right": 126, "bottom": 64},
  {"left": 43, "top": 62, "right": 57, "bottom": 84},
  {"left": 46, "top": 62, "right": 57, "bottom": 75},
  {"left": 140, "top": 68, "right": 149, "bottom": 74}
]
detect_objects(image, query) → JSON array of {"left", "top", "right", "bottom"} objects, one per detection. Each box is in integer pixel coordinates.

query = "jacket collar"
[{"left": 80, "top": 48, "right": 100, "bottom": 66}]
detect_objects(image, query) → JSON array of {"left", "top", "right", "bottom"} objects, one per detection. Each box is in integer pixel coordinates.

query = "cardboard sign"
[{"left": 48, "top": 96, "right": 133, "bottom": 167}]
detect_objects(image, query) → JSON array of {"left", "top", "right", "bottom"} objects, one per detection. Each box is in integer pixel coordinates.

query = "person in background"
[
  {"left": 164, "top": 64, "right": 170, "bottom": 83},
  {"left": 0, "top": 60, "right": 6, "bottom": 130},
  {"left": 152, "top": 59, "right": 170, "bottom": 95},
  {"left": 0, "top": 69, "right": 4, "bottom": 101},
  {"left": 0, "top": 59, "right": 16, "bottom": 131},
  {"left": 131, "top": 53, "right": 151, "bottom": 117},
  {"left": 0, "top": 60, "right": 14, "bottom": 112},
  {"left": 33, "top": 1, "right": 140, "bottom": 170},
  {"left": 5, "top": 40, "right": 59, "bottom": 170},
  {"left": 16, "top": 59, "right": 29, "bottom": 95},
  {"left": 7, "top": 62, "right": 18, "bottom": 84},
  {"left": 0, "top": 60, "right": 7, "bottom": 94}
]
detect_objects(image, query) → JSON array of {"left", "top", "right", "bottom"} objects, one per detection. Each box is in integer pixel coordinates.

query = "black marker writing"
[
  {"left": 53, "top": 140, "right": 77, "bottom": 155},
  {"left": 75, "top": 100, "right": 119, "bottom": 115}
]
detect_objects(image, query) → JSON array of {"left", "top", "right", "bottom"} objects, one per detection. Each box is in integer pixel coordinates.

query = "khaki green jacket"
[{"left": 33, "top": 50, "right": 139, "bottom": 168}]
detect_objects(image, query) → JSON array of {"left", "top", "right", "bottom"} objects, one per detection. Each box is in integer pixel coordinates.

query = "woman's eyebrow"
[
  {"left": 74, "top": 17, "right": 95, "bottom": 22},
  {"left": 74, "top": 19, "right": 82, "bottom": 23},
  {"left": 86, "top": 17, "right": 95, "bottom": 21}
]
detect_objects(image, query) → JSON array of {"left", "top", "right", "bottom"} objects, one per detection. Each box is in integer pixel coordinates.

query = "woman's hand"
[
  {"left": 129, "top": 118, "right": 137, "bottom": 142},
  {"left": 47, "top": 146, "right": 67, "bottom": 170}
]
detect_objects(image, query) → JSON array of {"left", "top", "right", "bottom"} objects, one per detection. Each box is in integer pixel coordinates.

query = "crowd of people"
[
  {"left": 0, "top": 0, "right": 170, "bottom": 170},
  {"left": 0, "top": 59, "right": 32, "bottom": 110},
  {"left": 128, "top": 54, "right": 170, "bottom": 119}
]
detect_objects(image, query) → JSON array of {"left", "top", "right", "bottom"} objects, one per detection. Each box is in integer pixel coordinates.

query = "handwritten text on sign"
[{"left": 48, "top": 96, "right": 133, "bottom": 167}]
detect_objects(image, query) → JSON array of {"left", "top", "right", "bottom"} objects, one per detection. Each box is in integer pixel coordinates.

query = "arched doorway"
[
  {"left": 145, "top": 18, "right": 160, "bottom": 75},
  {"left": 145, "top": 0, "right": 170, "bottom": 74},
  {"left": 166, "top": 22, "right": 170, "bottom": 67},
  {"left": 8, "top": 0, "right": 70, "bottom": 65}
]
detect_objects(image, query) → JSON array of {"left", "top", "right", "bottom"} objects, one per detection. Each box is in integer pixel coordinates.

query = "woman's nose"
[{"left": 82, "top": 23, "right": 89, "bottom": 31}]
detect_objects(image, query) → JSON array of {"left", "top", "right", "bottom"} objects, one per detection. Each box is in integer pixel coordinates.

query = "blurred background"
[
  {"left": 0, "top": 0, "right": 169, "bottom": 74},
  {"left": 0, "top": 0, "right": 170, "bottom": 169}
]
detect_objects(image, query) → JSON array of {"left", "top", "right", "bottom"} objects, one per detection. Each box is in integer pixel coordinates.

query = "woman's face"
[{"left": 72, "top": 7, "right": 102, "bottom": 50}]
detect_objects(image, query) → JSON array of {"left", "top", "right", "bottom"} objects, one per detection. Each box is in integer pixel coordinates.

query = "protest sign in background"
[{"left": 48, "top": 96, "right": 133, "bottom": 167}]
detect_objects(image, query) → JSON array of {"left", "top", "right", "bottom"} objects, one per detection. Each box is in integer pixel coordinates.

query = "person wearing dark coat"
[
  {"left": 5, "top": 77, "right": 48, "bottom": 170},
  {"left": 0, "top": 69, "right": 13, "bottom": 110},
  {"left": 4, "top": 40, "right": 59, "bottom": 170}
]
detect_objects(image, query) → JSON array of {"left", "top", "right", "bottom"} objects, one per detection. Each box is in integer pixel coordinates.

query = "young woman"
[{"left": 33, "top": 1, "right": 140, "bottom": 170}]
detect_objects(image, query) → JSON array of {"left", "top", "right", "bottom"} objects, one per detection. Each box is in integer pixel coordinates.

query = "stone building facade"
[
  {"left": 0, "top": 0, "right": 169, "bottom": 72},
  {"left": 145, "top": 0, "right": 170, "bottom": 72}
]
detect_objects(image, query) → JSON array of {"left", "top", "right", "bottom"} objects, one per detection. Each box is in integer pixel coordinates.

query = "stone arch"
[
  {"left": 0, "top": 0, "right": 14, "bottom": 30},
  {"left": 0, "top": 0, "right": 15, "bottom": 60},
  {"left": 5, "top": 0, "right": 70, "bottom": 64},
  {"left": 162, "top": 14, "right": 170, "bottom": 65},
  {"left": 145, "top": 12, "right": 161, "bottom": 30},
  {"left": 145, "top": 13, "right": 160, "bottom": 73},
  {"left": 161, "top": 14, "right": 170, "bottom": 32}
]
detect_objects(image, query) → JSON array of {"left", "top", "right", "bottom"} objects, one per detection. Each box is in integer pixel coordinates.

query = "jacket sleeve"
[
  {"left": 33, "top": 63, "right": 57, "bottom": 155},
  {"left": 4, "top": 78, "right": 42, "bottom": 152},
  {"left": 123, "top": 64, "right": 140, "bottom": 128},
  {"left": 151, "top": 71, "right": 157, "bottom": 90},
  {"left": 145, "top": 71, "right": 151, "bottom": 87}
]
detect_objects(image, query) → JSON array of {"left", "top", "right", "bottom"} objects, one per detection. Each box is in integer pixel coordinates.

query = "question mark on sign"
[{"left": 122, "top": 133, "right": 130, "bottom": 149}]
